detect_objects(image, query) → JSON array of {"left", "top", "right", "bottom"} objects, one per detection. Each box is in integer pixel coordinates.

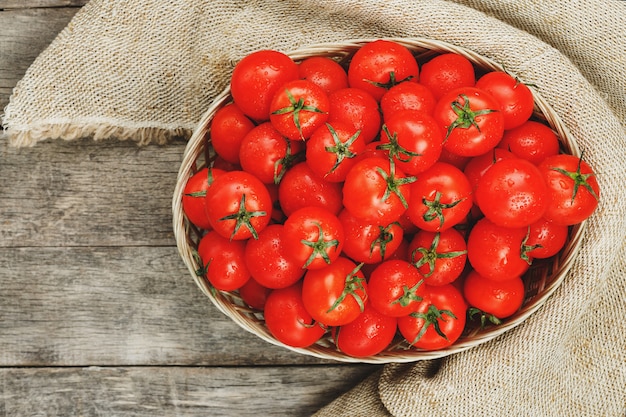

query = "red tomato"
[
  {"left": 182, "top": 167, "right": 226, "bottom": 230},
  {"left": 210, "top": 102, "right": 255, "bottom": 164},
  {"left": 406, "top": 162, "right": 473, "bottom": 232},
  {"left": 525, "top": 218, "right": 569, "bottom": 259},
  {"left": 278, "top": 162, "right": 343, "bottom": 216},
  {"left": 419, "top": 53, "right": 476, "bottom": 100},
  {"left": 497, "top": 120, "right": 560, "bottom": 165},
  {"left": 368, "top": 259, "right": 426, "bottom": 317},
  {"left": 475, "top": 157, "right": 548, "bottom": 228},
  {"left": 434, "top": 87, "right": 504, "bottom": 157},
  {"left": 380, "top": 81, "right": 437, "bottom": 118},
  {"left": 333, "top": 303, "right": 398, "bottom": 357},
  {"left": 230, "top": 50, "right": 299, "bottom": 121},
  {"left": 348, "top": 39, "right": 419, "bottom": 101},
  {"left": 408, "top": 228, "right": 467, "bottom": 286},
  {"left": 302, "top": 257, "right": 368, "bottom": 326},
  {"left": 466, "top": 217, "right": 532, "bottom": 281},
  {"left": 244, "top": 224, "right": 305, "bottom": 289},
  {"left": 269, "top": 79, "right": 330, "bottom": 140},
  {"left": 305, "top": 121, "right": 366, "bottom": 182},
  {"left": 463, "top": 269, "right": 525, "bottom": 321},
  {"left": 338, "top": 209, "right": 404, "bottom": 264},
  {"left": 298, "top": 56, "right": 349, "bottom": 94},
  {"left": 379, "top": 109, "right": 444, "bottom": 175},
  {"left": 463, "top": 148, "right": 517, "bottom": 203},
  {"left": 205, "top": 170, "right": 273, "bottom": 240},
  {"left": 264, "top": 282, "right": 326, "bottom": 348},
  {"left": 197, "top": 230, "right": 250, "bottom": 291},
  {"left": 238, "top": 277, "right": 272, "bottom": 310},
  {"left": 475, "top": 71, "right": 535, "bottom": 130},
  {"left": 398, "top": 284, "right": 467, "bottom": 350},
  {"left": 327, "top": 87, "right": 382, "bottom": 144},
  {"left": 537, "top": 154, "right": 600, "bottom": 225},
  {"left": 282, "top": 206, "right": 345, "bottom": 270}
]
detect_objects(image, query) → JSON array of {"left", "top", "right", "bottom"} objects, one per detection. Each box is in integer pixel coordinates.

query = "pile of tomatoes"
[{"left": 181, "top": 40, "right": 600, "bottom": 357}]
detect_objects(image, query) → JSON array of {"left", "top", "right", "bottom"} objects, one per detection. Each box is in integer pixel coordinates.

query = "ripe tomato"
[
  {"left": 182, "top": 167, "right": 226, "bottom": 230},
  {"left": 305, "top": 121, "right": 366, "bottom": 182},
  {"left": 197, "top": 230, "right": 250, "bottom": 291},
  {"left": 302, "top": 257, "right": 368, "bottom": 326},
  {"left": 538, "top": 154, "right": 600, "bottom": 225},
  {"left": 475, "top": 71, "right": 534, "bottom": 130},
  {"left": 406, "top": 162, "right": 473, "bottom": 232},
  {"left": 338, "top": 209, "right": 404, "bottom": 264},
  {"left": 298, "top": 56, "right": 349, "bottom": 95},
  {"left": 466, "top": 217, "right": 532, "bottom": 281},
  {"left": 463, "top": 269, "right": 525, "bottom": 322},
  {"left": 475, "top": 157, "right": 548, "bottom": 228},
  {"left": 238, "top": 277, "right": 272, "bottom": 310},
  {"left": 380, "top": 81, "right": 436, "bottom": 118},
  {"left": 282, "top": 206, "right": 345, "bottom": 270},
  {"left": 205, "top": 170, "right": 272, "bottom": 240},
  {"left": 269, "top": 79, "right": 330, "bottom": 140},
  {"left": 230, "top": 50, "right": 299, "bottom": 121},
  {"left": 327, "top": 87, "right": 382, "bottom": 144},
  {"left": 264, "top": 282, "right": 326, "bottom": 348},
  {"left": 497, "top": 120, "right": 560, "bottom": 165},
  {"left": 379, "top": 109, "right": 444, "bottom": 175},
  {"left": 347, "top": 39, "right": 419, "bottom": 101},
  {"left": 368, "top": 259, "right": 426, "bottom": 317},
  {"left": 210, "top": 102, "right": 255, "bottom": 164},
  {"left": 239, "top": 122, "right": 304, "bottom": 184},
  {"left": 463, "top": 147, "right": 516, "bottom": 203},
  {"left": 398, "top": 283, "right": 467, "bottom": 350},
  {"left": 525, "top": 218, "right": 569, "bottom": 259},
  {"left": 434, "top": 87, "right": 504, "bottom": 157},
  {"left": 408, "top": 228, "right": 467, "bottom": 286},
  {"left": 343, "top": 156, "right": 415, "bottom": 225},
  {"left": 333, "top": 303, "right": 398, "bottom": 357},
  {"left": 244, "top": 224, "right": 305, "bottom": 289},
  {"left": 419, "top": 53, "right": 476, "bottom": 100},
  {"left": 278, "top": 162, "right": 343, "bottom": 216}
]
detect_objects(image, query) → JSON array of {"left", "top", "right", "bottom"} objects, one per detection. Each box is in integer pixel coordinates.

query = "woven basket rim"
[{"left": 172, "top": 37, "right": 586, "bottom": 364}]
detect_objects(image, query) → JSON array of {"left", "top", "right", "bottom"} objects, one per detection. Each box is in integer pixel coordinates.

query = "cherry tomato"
[
  {"left": 463, "top": 269, "right": 525, "bottom": 322},
  {"left": 348, "top": 39, "right": 419, "bottom": 101},
  {"left": 497, "top": 120, "right": 560, "bottom": 165},
  {"left": 419, "top": 53, "right": 476, "bottom": 100},
  {"left": 475, "top": 157, "right": 548, "bottom": 228},
  {"left": 368, "top": 259, "right": 425, "bottom": 317},
  {"left": 197, "top": 230, "right": 250, "bottom": 291},
  {"left": 182, "top": 167, "right": 226, "bottom": 230},
  {"left": 538, "top": 154, "right": 600, "bottom": 225},
  {"left": 406, "top": 162, "right": 473, "bottom": 232},
  {"left": 238, "top": 277, "right": 272, "bottom": 310},
  {"left": 333, "top": 303, "right": 398, "bottom": 357},
  {"left": 380, "top": 81, "right": 436, "bottom": 118},
  {"left": 434, "top": 87, "right": 504, "bottom": 157},
  {"left": 463, "top": 148, "right": 516, "bottom": 203},
  {"left": 466, "top": 217, "right": 532, "bottom": 281},
  {"left": 298, "top": 56, "right": 349, "bottom": 94},
  {"left": 475, "top": 71, "right": 534, "bottom": 130},
  {"left": 278, "top": 162, "right": 343, "bottom": 216},
  {"left": 264, "top": 282, "right": 326, "bottom": 348},
  {"left": 230, "top": 50, "right": 299, "bottom": 121},
  {"left": 327, "top": 87, "right": 382, "bottom": 144},
  {"left": 338, "top": 209, "right": 404, "bottom": 264},
  {"left": 269, "top": 79, "right": 330, "bottom": 140},
  {"left": 210, "top": 102, "right": 255, "bottom": 164},
  {"left": 302, "top": 257, "right": 368, "bottom": 327},
  {"left": 282, "top": 206, "right": 345, "bottom": 270},
  {"left": 379, "top": 109, "right": 444, "bottom": 175},
  {"left": 244, "top": 224, "right": 305, "bottom": 289},
  {"left": 343, "top": 156, "right": 416, "bottom": 225},
  {"left": 205, "top": 170, "right": 273, "bottom": 240},
  {"left": 398, "top": 283, "right": 467, "bottom": 350},
  {"left": 408, "top": 228, "right": 467, "bottom": 286},
  {"left": 525, "top": 218, "right": 569, "bottom": 259}
]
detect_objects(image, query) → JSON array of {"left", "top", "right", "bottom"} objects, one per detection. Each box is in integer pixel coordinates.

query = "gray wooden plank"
[
  {"left": 0, "top": 245, "right": 335, "bottom": 367},
  {"left": 0, "top": 0, "right": 87, "bottom": 8},
  {"left": 0, "top": 365, "right": 377, "bottom": 416}
]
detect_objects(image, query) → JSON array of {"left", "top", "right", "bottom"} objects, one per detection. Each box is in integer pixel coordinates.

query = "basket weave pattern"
[{"left": 172, "top": 38, "right": 585, "bottom": 364}]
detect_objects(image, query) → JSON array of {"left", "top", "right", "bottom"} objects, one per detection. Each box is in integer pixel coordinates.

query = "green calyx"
[
  {"left": 376, "top": 160, "right": 417, "bottom": 209},
  {"left": 327, "top": 263, "right": 367, "bottom": 314},
  {"left": 218, "top": 193, "right": 267, "bottom": 240},
  {"left": 408, "top": 304, "right": 457, "bottom": 345},
  {"left": 445, "top": 94, "right": 496, "bottom": 141},
  {"left": 421, "top": 191, "right": 466, "bottom": 228},
  {"left": 411, "top": 232, "right": 467, "bottom": 278},
  {"left": 391, "top": 280, "right": 424, "bottom": 308},
  {"left": 323, "top": 123, "right": 361, "bottom": 176},
  {"left": 272, "top": 88, "right": 326, "bottom": 140},
  {"left": 300, "top": 221, "right": 340, "bottom": 269},
  {"left": 550, "top": 152, "right": 599, "bottom": 203},
  {"left": 379, "top": 124, "right": 422, "bottom": 163}
]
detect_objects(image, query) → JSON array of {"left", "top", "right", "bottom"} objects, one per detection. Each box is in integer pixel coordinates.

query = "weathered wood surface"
[{"left": 0, "top": 3, "right": 378, "bottom": 415}]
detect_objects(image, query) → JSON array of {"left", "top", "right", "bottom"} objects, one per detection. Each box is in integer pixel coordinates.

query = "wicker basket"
[{"left": 172, "top": 37, "right": 586, "bottom": 364}]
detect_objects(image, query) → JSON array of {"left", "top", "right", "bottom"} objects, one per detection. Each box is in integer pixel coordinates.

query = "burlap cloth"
[{"left": 3, "top": 0, "right": 625, "bottom": 415}]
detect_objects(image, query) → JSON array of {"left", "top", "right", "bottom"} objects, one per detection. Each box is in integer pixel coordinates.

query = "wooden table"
[{"left": 0, "top": 2, "right": 379, "bottom": 415}]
